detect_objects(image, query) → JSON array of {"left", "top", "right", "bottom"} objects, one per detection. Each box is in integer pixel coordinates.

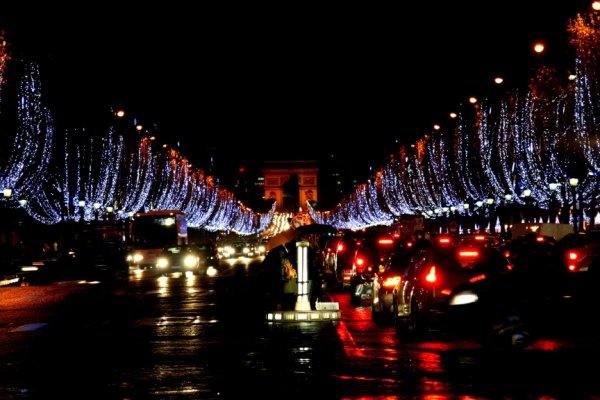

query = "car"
[
  {"left": 349, "top": 235, "right": 412, "bottom": 306},
  {"left": 558, "top": 231, "right": 600, "bottom": 301},
  {"left": 391, "top": 242, "right": 512, "bottom": 340},
  {"left": 154, "top": 245, "right": 217, "bottom": 277},
  {"left": 322, "top": 236, "right": 359, "bottom": 289},
  {"left": 371, "top": 240, "right": 417, "bottom": 324}
]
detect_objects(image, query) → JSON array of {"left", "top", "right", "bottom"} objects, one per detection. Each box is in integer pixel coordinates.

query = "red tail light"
[
  {"left": 393, "top": 233, "right": 401, "bottom": 238},
  {"left": 382, "top": 276, "right": 401, "bottom": 288},
  {"left": 425, "top": 266, "right": 438, "bottom": 283},
  {"left": 438, "top": 236, "right": 451, "bottom": 245},
  {"left": 378, "top": 238, "right": 394, "bottom": 245},
  {"left": 536, "top": 236, "right": 545, "bottom": 242},
  {"left": 356, "top": 257, "right": 365, "bottom": 266},
  {"left": 337, "top": 243, "right": 345, "bottom": 252},
  {"left": 567, "top": 250, "right": 580, "bottom": 272},
  {"left": 507, "top": 264, "right": 514, "bottom": 271},
  {"left": 469, "top": 273, "right": 486, "bottom": 283},
  {"left": 406, "top": 242, "right": 414, "bottom": 248},
  {"left": 503, "top": 250, "right": 510, "bottom": 258},
  {"left": 459, "top": 250, "right": 480, "bottom": 258},
  {"left": 474, "top": 235, "right": 486, "bottom": 241}
]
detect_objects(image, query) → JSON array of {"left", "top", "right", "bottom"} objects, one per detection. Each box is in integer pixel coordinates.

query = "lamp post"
[
  {"left": 78, "top": 200, "right": 85, "bottom": 222},
  {"left": 570, "top": 178, "right": 579, "bottom": 232},
  {"left": 522, "top": 189, "right": 532, "bottom": 223},
  {"left": 93, "top": 202, "right": 101, "bottom": 221}
]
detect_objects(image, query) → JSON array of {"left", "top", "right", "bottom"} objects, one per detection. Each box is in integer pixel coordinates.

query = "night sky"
[{"left": 0, "top": 1, "right": 591, "bottom": 182}]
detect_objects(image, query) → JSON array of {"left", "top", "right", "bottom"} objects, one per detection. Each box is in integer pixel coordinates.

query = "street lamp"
[
  {"left": 549, "top": 183, "right": 560, "bottom": 191},
  {"left": 486, "top": 198, "right": 494, "bottom": 205},
  {"left": 449, "top": 112, "right": 457, "bottom": 119},
  {"left": 522, "top": 189, "right": 532, "bottom": 197},
  {"left": 135, "top": 124, "right": 143, "bottom": 132},
  {"left": 78, "top": 200, "right": 86, "bottom": 207},
  {"left": 469, "top": 96, "right": 478, "bottom": 104},
  {"left": 533, "top": 42, "right": 545, "bottom": 54},
  {"left": 568, "top": 74, "right": 576, "bottom": 81},
  {"left": 106, "top": 206, "right": 114, "bottom": 213},
  {"left": 504, "top": 194, "right": 512, "bottom": 201},
  {"left": 569, "top": 178, "right": 581, "bottom": 231},
  {"left": 2, "top": 188, "right": 12, "bottom": 198},
  {"left": 476, "top": 201, "right": 483, "bottom": 208},
  {"left": 463, "top": 203, "right": 470, "bottom": 209},
  {"left": 18, "top": 199, "right": 27, "bottom": 207},
  {"left": 433, "top": 124, "right": 441, "bottom": 131},
  {"left": 494, "top": 77, "right": 504, "bottom": 85},
  {"left": 115, "top": 109, "right": 125, "bottom": 118},
  {"left": 593, "top": 1, "right": 600, "bottom": 11},
  {"left": 569, "top": 178, "right": 579, "bottom": 187},
  {"left": 450, "top": 206, "right": 456, "bottom": 212}
]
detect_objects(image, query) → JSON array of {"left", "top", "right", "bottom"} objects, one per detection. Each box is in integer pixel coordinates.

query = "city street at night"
[
  {"left": 4, "top": 1, "right": 600, "bottom": 398},
  {"left": 0, "top": 267, "right": 599, "bottom": 399}
]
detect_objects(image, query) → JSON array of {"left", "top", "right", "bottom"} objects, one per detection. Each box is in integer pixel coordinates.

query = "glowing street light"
[
  {"left": 115, "top": 110, "right": 125, "bottom": 118},
  {"left": 504, "top": 194, "right": 512, "bottom": 201},
  {"left": 463, "top": 203, "right": 470, "bottom": 209},
  {"left": 568, "top": 74, "right": 576, "bottom": 81},
  {"left": 569, "top": 177, "right": 579, "bottom": 187},
  {"left": 476, "top": 201, "right": 484, "bottom": 207},
  {"left": 494, "top": 76, "right": 504, "bottom": 85},
  {"left": 93, "top": 202, "right": 101, "bottom": 210},
  {"left": 593, "top": 1, "right": 600, "bottom": 11},
  {"left": 522, "top": 189, "right": 532, "bottom": 197},
  {"left": 549, "top": 183, "right": 560, "bottom": 191},
  {"left": 449, "top": 112, "right": 457, "bottom": 119},
  {"left": 18, "top": 199, "right": 27, "bottom": 207},
  {"left": 533, "top": 42, "right": 545, "bottom": 54},
  {"left": 2, "top": 188, "right": 12, "bottom": 198},
  {"left": 469, "top": 96, "right": 477, "bottom": 104},
  {"left": 106, "top": 206, "right": 114, "bottom": 213},
  {"left": 486, "top": 198, "right": 494, "bottom": 205},
  {"left": 135, "top": 124, "right": 143, "bottom": 131},
  {"left": 433, "top": 124, "right": 441, "bottom": 131},
  {"left": 78, "top": 200, "right": 86, "bottom": 207}
]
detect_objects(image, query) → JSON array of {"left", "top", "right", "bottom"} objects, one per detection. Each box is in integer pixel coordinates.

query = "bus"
[{"left": 126, "top": 210, "right": 188, "bottom": 269}]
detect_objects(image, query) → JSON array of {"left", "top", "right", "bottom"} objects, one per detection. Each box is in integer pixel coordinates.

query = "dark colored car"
[
  {"left": 155, "top": 244, "right": 217, "bottom": 277},
  {"left": 371, "top": 240, "right": 417, "bottom": 323},
  {"left": 559, "top": 231, "right": 600, "bottom": 301},
  {"left": 349, "top": 235, "right": 415, "bottom": 305},
  {"left": 392, "top": 243, "right": 511, "bottom": 339},
  {"left": 322, "top": 236, "right": 359, "bottom": 289}
]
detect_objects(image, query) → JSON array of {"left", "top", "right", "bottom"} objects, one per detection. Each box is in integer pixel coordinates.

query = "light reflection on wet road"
[{"left": 0, "top": 268, "right": 600, "bottom": 398}]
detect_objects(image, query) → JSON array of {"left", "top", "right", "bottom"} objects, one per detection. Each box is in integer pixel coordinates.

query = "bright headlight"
[
  {"left": 206, "top": 266, "right": 218, "bottom": 277},
  {"left": 242, "top": 247, "right": 250, "bottom": 254},
  {"left": 183, "top": 254, "right": 199, "bottom": 268},
  {"left": 224, "top": 246, "right": 234, "bottom": 255},
  {"left": 449, "top": 291, "right": 479, "bottom": 306},
  {"left": 126, "top": 254, "right": 133, "bottom": 262},
  {"left": 258, "top": 245, "right": 266, "bottom": 253},
  {"left": 133, "top": 253, "right": 144, "bottom": 263},
  {"left": 156, "top": 257, "right": 169, "bottom": 269}
]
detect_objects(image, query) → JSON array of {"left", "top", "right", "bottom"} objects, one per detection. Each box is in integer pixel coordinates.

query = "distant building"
[{"left": 263, "top": 160, "right": 318, "bottom": 212}]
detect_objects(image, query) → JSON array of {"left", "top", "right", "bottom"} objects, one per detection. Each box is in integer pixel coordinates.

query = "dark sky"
[{"left": 0, "top": 1, "right": 590, "bottom": 181}]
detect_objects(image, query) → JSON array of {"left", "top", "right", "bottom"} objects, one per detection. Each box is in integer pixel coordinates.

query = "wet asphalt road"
[{"left": 1, "top": 264, "right": 600, "bottom": 399}]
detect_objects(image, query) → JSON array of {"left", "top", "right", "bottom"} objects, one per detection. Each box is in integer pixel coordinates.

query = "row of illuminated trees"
[
  {"left": 0, "top": 42, "right": 273, "bottom": 235},
  {"left": 310, "top": 8, "right": 600, "bottom": 232}
]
